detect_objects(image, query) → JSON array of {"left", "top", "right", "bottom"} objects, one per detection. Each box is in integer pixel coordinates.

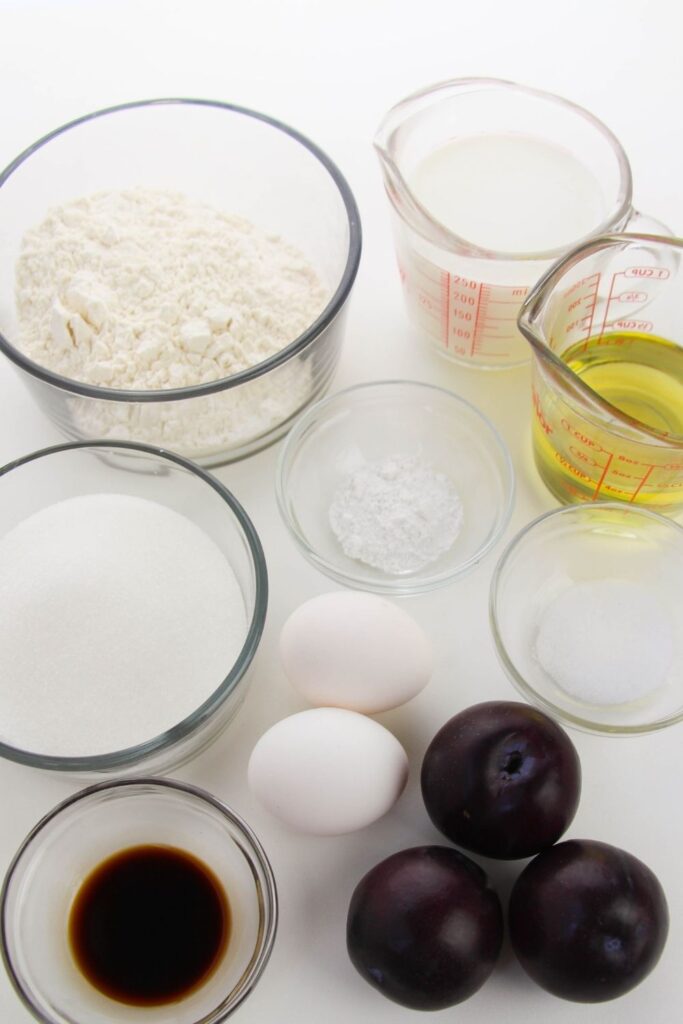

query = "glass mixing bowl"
[
  {"left": 276, "top": 380, "right": 515, "bottom": 594},
  {"left": 490, "top": 503, "right": 683, "bottom": 735},
  {"left": 0, "top": 441, "right": 267, "bottom": 775},
  {"left": 1, "top": 778, "right": 277, "bottom": 1024},
  {"left": 0, "top": 99, "right": 362, "bottom": 466}
]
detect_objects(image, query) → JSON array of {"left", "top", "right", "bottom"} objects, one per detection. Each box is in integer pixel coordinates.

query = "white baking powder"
[
  {"left": 0, "top": 494, "right": 248, "bottom": 756},
  {"left": 15, "top": 188, "right": 328, "bottom": 455},
  {"left": 328, "top": 453, "right": 464, "bottom": 574}
]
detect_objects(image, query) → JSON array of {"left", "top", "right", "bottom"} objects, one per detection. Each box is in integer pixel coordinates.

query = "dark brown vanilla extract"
[{"left": 68, "top": 844, "right": 230, "bottom": 1006}]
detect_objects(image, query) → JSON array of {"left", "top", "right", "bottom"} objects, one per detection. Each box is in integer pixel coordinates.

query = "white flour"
[
  {"left": 15, "top": 188, "right": 328, "bottom": 455},
  {"left": 0, "top": 494, "right": 248, "bottom": 756},
  {"left": 329, "top": 453, "right": 464, "bottom": 574}
]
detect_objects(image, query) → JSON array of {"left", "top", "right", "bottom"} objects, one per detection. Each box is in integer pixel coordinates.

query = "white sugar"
[
  {"left": 534, "top": 578, "right": 674, "bottom": 706},
  {"left": 0, "top": 494, "right": 247, "bottom": 756}
]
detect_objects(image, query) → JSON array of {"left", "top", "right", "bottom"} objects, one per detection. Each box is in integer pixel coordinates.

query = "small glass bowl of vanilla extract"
[{"left": 0, "top": 778, "right": 278, "bottom": 1024}]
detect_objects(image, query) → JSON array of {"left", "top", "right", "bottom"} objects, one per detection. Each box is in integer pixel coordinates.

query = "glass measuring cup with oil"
[
  {"left": 518, "top": 233, "right": 683, "bottom": 512},
  {"left": 375, "top": 79, "right": 667, "bottom": 369}
]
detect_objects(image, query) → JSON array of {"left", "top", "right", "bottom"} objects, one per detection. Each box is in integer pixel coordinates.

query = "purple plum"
[
  {"left": 509, "top": 839, "right": 669, "bottom": 1002},
  {"left": 346, "top": 845, "right": 503, "bottom": 1010},
  {"left": 421, "top": 701, "right": 581, "bottom": 859}
]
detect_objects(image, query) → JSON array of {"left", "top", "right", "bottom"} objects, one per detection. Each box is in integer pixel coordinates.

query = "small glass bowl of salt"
[
  {"left": 490, "top": 503, "right": 683, "bottom": 735},
  {"left": 276, "top": 380, "right": 514, "bottom": 594}
]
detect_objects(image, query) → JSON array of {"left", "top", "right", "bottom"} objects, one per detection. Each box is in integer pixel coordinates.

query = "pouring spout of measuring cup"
[
  {"left": 373, "top": 77, "right": 529, "bottom": 257},
  {"left": 372, "top": 130, "right": 420, "bottom": 238},
  {"left": 373, "top": 84, "right": 468, "bottom": 256},
  {"left": 517, "top": 236, "right": 627, "bottom": 417},
  {"left": 624, "top": 209, "right": 673, "bottom": 236}
]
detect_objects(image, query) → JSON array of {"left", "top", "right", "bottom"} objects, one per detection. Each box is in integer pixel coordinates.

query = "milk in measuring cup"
[
  {"left": 375, "top": 79, "right": 640, "bottom": 369},
  {"left": 410, "top": 134, "right": 606, "bottom": 254}
]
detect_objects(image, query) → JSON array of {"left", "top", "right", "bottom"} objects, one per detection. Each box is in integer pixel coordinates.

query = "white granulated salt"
[
  {"left": 0, "top": 494, "right": 248, "bottom": 756},
  {"left": 534, "top": 578, "right": 674, "bottom": 706},
  {"left": 15, "top": 188, "right": 328, "bottom": 455},
  {"left": 328, "top": 453, "right": 464, "bottom": 575}
]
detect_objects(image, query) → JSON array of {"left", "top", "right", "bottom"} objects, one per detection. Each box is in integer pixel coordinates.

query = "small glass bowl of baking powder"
[
  {"left": 1, "top": 778, "right": 277, "bottom": 1024},
  {"left": 0, "top": 441, "right": 267, "bottom": 776},
  {"left": 0, "top": 99, "right": 361, "bottom": 466},
  {"left": 490, "top": 503, "right": 683, "bottom": 735},
  {"left": 276, "top": 380, "right": 515, "bottom": 594}
]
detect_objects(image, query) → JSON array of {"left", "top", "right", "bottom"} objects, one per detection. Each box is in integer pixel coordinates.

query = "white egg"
[
  {"left": 280, "top": 591, "right": 433, "bottom": 713},
  {"left": 248, "top": 708, "right": 409, "bottom": 835}
]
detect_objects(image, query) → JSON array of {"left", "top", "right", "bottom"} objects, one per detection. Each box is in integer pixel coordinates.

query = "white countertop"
[{"left": 0, "top": 2, "right": 681, "bottom": 1021}]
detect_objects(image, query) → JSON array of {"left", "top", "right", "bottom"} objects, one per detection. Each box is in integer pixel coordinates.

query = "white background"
[{"left": 0, "top": 1, "right": 682, "bottom": 1022}]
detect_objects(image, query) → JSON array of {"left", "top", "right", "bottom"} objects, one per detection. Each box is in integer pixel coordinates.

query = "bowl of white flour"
[
  {"left": 0, "top": 100, "right": 361, "bottom": 465},
  {"left": 0, "top": 441, "right": 267, "bottom": 775}
]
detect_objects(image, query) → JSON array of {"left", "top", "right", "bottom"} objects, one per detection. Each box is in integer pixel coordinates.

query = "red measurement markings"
[
  {"left": 557, "top": 457, "right": 592, "bottom": 483},
  {"left": 591, "top": 451, "right": 614, "bottom": 501},
  {"left": 562, "top": 276, "right": 599, "bottom": 345},
  {"left": 624, "top": 266, "right": 670, "bottom": 280},
  {"left": 532, "top": 386, "right": 553, "bottom": 435},
  {"left": 470, "top": 286, "right": 527, "bottom": 357},
  {"left": 564, "top": 273, "right": 602, "bottom": 297},
  {"left": 613, "top": 319, "right": 653, "bottom": 332},
  {"left": 574, "top": 273, "right": 600, "bottom": 346},
  {"left": 410, "top": 255, "right": 443, "bottom": 327},
  {"left": 561, "top": 420, "right": 608, "bottom": 452},
  {"left": 413, "top": 272, "right": 447, "bottom": 329},
  {"left": 439, "top": 275, "right": 530, "bottom": 358},
  {"left": 593, "top": 266, "right": 665, "bottom": 337},
  {"left": 441, "top": 271, "right": 450, "bottom": 349},
  {"left": 569, "top": 446, "right": 603, "bottom": 468},
  {"left": 598, "top": 272, "right": 620, "bottom": 338},
  {"left": 416, "top": 291, "right": 441, "bottom": 320},
  {"left": 470, "top": 282, "right": 485, "bottom": 357},
  {"left": 447, "top": 274, "right": 479, "bottom": 351},
  {"left": 630, "top": 465, "right": 655, "bottom": 503}
]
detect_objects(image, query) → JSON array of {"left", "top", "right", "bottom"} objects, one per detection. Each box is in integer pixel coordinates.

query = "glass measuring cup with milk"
[{"left": 375, "top": 78, "right": 666, "bottom": 369}]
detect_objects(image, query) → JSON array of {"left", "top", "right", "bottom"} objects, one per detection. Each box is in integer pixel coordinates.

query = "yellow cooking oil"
[
  {"left": 564, "top": 331, "right": 683, "bottom": 434},
  {"left": 533, "top": 331, "right": 683, "bottom": 507}
]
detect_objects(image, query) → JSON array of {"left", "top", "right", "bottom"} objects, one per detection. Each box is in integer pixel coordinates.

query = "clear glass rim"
[
  {"left": 518, "top": 231, "right": 683, "bottom": 447},
  {"left": 0, "top": 440, "right": 268, "bottom": 770},
  {"left": 0, "top": 97, "right": 362, "bottom": 402},
  {"left": 489, "top": 501, "right": 683, "bottom": 736},
  {"left": 374, "top": 76, "right": 633, "bottom": 262},
  {"left": 0, "top": 777, "right": 278, "bottom": 1024},
  {"left": 275, "top": 379, "right": 516, "bottom": 595}
]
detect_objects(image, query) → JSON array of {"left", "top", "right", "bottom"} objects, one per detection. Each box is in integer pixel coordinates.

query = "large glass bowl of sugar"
[
  {"left": 0, "top": 99, "right": 361, "bottom": 466},
  {"left": 490, "top": 503, "right": 683, "bottom": 735},
  {"left": 0, "top": 441, "right": 267, "bottom": 775}
]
